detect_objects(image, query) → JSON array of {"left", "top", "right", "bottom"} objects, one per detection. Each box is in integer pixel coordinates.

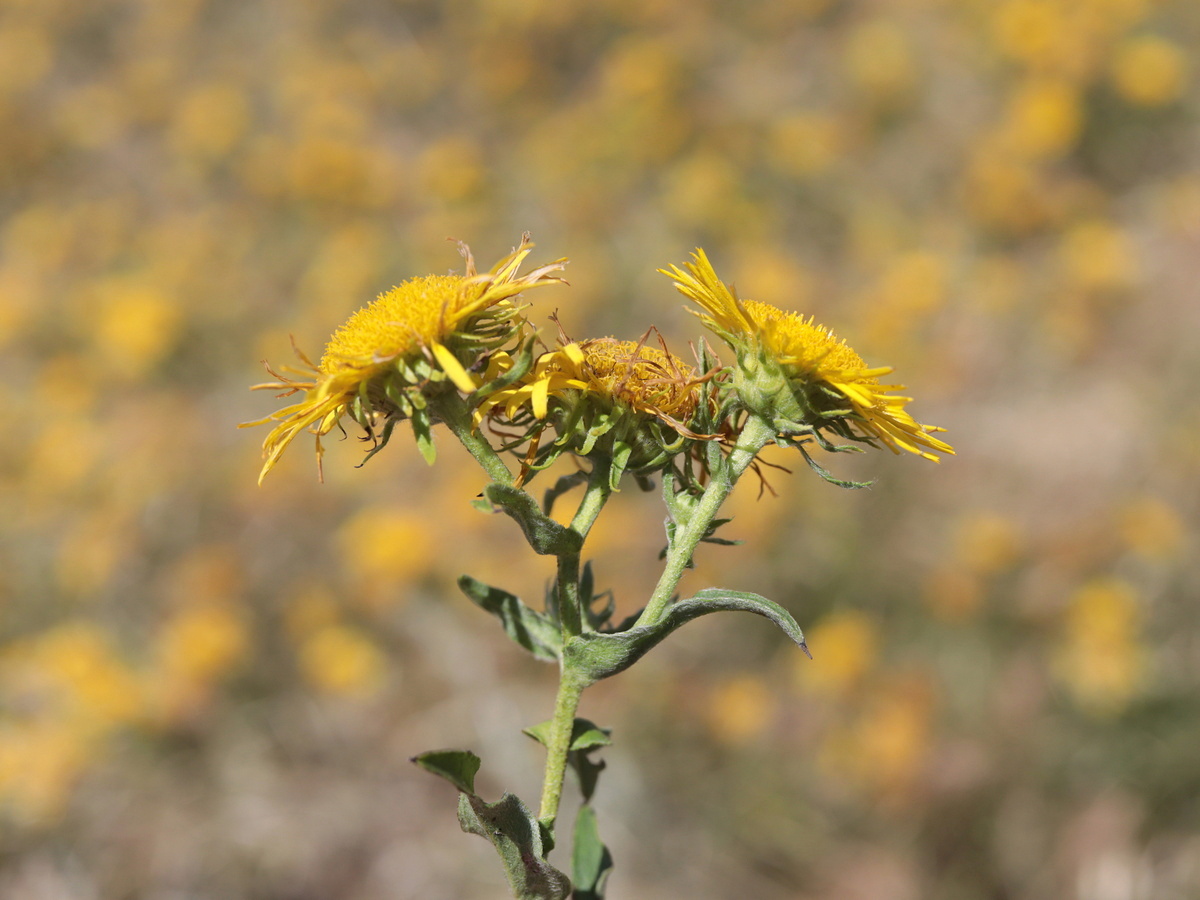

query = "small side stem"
[
  {"left": 555, "top": 456, "right": 613, "bottom": 638},
  {"left": 634, "top": 415, "right": 775, "bottom": 629},
  {"left": 435, "top": 390, "right": 514, "bottom": 487},
  {"left": 538, "top": 667, "right": 586, "bottom": 827}
]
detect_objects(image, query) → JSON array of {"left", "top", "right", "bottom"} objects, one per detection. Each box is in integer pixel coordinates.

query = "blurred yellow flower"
[
  {"left": 1055, "top": 578, "right": 1145, "bottom": 716},
  {"left": 1118, "top": 497, "right": 1184, "bottom": 561},
  {"left": 706, "top": 675, "right": 775, "bottom": 745},
  {"left": 955, "top": 512, "right": 1023, "bottom": 576},
  {"left": 417, "top": 136, "right": 486, "bottom": 202},
  {"left": 1110, "top": 36, "right": 1188, "bottom": 107},
  {"left": 844, "top": 19, "right": 917, "bottom": 106},
  {"left": 1059, "top": 219, "right": 1137, "bottom": 292},
  {"left": 768, "top": 112, "right": 845, "bottom": 179},
  {"left": 337, "top": 507, "right": 433, "bottom": 592},
  {"left": 245, "top": 237, "right": 565, "bottom": 483},
  {"left": 1002, "top": 78, "right": 1083, "bottom": 159},
  {"left": 0, "top": 21, "right": 54, "bottom": 95},
  {"left": 795, "top": 609, "right": 879, "bottom": 697},
  {"left": 819, "top": 673, "right": 935, "bottom": 800},
  {"left": 664, "top": 250, "right": 953, "bottom": 461},
  {"left": 22, "top": 623, "right": 145, "bottom": 726},
  {"left": 156, "top": 602, "right": 249, "bottom": 686},
  {"left": 169, "top": 81, "right": 251, "bottom": 163},
  {"left": 92, "top": 278, "right": 183, "bottom": 377},
  {"left": 298, "top": 625, "right": 387, "bottom": 697},
  {"left": 0, "top": 722, "right": 94, "bottom": 826}
]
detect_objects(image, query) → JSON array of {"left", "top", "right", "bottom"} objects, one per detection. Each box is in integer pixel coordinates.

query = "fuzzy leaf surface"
[
  {"left": 458, "top": 575, "right": 561, "bottom": 662},
  {"left": 411, "top": 749, "right": 481, "bottom": 795},
  {"left": 571, "top": 804, "right": 613, "bottom": 900},
  {"left": 564, "top": 588, "right": 809, "bottom": 683},
  {"left": 458, "top": 792, "right": 571, "bottom": 900},
  {"left": 485, "top": 484, "right": 584, "bottom": 556}
]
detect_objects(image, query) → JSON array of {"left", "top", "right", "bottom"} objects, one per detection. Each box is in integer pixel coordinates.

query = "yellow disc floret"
[{"left": 320, "top": 274, "right": 475, "bottom": 372}]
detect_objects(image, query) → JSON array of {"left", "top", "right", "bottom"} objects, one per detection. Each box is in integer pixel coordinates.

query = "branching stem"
[{"left": 634, "top": 414, "right": 775, "bottom": 629}]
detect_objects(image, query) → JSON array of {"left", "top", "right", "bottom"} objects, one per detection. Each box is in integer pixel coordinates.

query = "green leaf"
[
  {"left": 523, "top": 718, "right": 612, "bottom": 802},
  {"left": 411, "top": 408, "right": 437, "bottom": 465},
  {"left": 411, "top": 749, "right": 481, "bottom": 794},
  {"left": 564, "top": 588, "right": 810, "bottom": 683},
  {"left": 458, "top": 575, "right": 561, "bottom": 662},
  {"left": 523, "top": 718, "right": 612, "bottom": 752},
  {"left": 608, "top": 442, "right": 632, "bottom": 491},
  {"left": 484, "top": 484, "right": 584, "bottom": 556},
  {"left": 458, "top": 792, "right": 572, "bottom": 900},
  {"left": 571, "top": 805, "right": 613, "bottom": 900}
]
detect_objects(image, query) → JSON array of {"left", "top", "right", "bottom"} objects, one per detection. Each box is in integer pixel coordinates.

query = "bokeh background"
[{"left": 2, "top": 0, "right": 1199, "bottom": 897}]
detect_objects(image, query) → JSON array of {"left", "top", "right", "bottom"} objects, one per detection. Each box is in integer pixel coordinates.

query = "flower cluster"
[{"left": 249, "top": 241, "right": 952, "bottom": 488}]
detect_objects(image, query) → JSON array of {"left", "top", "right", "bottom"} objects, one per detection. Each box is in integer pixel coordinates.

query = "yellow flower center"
[
  {"left": 320, "top": 274, "right": 476, "bottom": 373},
  {"left": 742, "top": 299, "right": 872, "bottom": 379},
  {"left": 579, "top": 338, "right": 698, "bottom": 420}
]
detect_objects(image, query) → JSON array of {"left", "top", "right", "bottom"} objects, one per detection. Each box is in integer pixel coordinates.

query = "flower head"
[
  {"left": 245, "top": 235, "right": 565, "bottom": 483},
  {"left": 481, "top": 333, "right": 710, "bottom": 482},
  {"left": 662, "top": 249, "right": 952, "bottom": 463}
]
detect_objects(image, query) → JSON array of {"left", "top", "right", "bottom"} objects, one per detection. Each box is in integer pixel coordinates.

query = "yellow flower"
[
  {"left": 489, "top": 337, "right": 698, "bottom": 422},
  {"left": 480, "top": 334, "right": 708, "bottom": 480},
  {"left": 245, "top": 235, "right": 565, "bottom": 483},
  {"left": 662, "top": 249, "right": 952, "bottom": 463}
]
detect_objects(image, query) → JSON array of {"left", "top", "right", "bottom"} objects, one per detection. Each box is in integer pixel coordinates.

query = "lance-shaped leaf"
[
  {"left": 411, "top": 749, "right": 481, "bottom": 794},
  {"left": 459, "top": 575, "right": 561, "bottom": 662},
  {"left": 458, "top": 792, "right": 571, "bottom": 900},
  {"left": 564, "top": 588, "right": 810, "bottom": 683},
  {"left": 484, "top": 484, "right": 584, "bottom": 556},
  {"left": 571, "top": 804, "right": 613, "bottom": 900}
]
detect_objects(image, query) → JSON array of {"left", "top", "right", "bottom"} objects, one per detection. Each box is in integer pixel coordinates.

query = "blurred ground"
[{"left": 1, "top": 0, "right": 1199, "bottom": 898}]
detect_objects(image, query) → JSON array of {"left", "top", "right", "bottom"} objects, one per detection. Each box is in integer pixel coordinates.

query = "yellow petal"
[{"left": 431, "top": 342, "right": 476, "bottom": 393}]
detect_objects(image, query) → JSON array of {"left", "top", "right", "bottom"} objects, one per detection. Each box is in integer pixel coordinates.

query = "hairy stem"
[
  {"left": 435, "top": 390, "right": 515, "bottom": 487},
  {"left": 538, "top": 667, "right": 587, "bottom": 828},
  {"left": 542, "top": 457, "right": 612, "bottom": 832},
  {"left": 634, "top": 414, "right": 775, "bottom": 629},
  {"left": 555, "top": 457, "right": 613, "bottom": 637}
]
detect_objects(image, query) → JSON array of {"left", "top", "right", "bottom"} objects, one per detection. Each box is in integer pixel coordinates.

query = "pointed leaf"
[
  {"left": 459, "top": 575, "right": 561, "bottom": 662},
  {"left": 484, "top": 484, "right": 584, "bottom": 556},
  {"left": 564, "top": 588, "right": 809, "bottom": 683},
  {"left": 411, "top": 749, "right": 481, "bottom": 794},
  {"left": 571, "top": 805, "right": 613, "bottom": 900},
  {"left": 411, "top": 409, "right": 437, "bottom": 465},
  {"left": 458, "top": 792, "right": 571, "bottom": 900},
  {"left": 522, "top": 718, "right": 612, "bottom": 752}
]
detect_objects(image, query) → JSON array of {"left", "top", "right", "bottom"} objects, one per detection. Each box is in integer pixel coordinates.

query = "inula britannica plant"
[{"left": 245, "top": 235, "right": 953, "bottom": 900}]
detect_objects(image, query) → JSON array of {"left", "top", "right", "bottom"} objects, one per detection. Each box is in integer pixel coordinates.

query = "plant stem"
[
  {"left": 555, "top": 456, "right": 613, "bottom": 638},
  {"left": 538, "top": 666, "right": 586, "bottom": 828},
  {"left": 633, "top": 414, "right": 775, "bottom": 629},
  {"left": 435, "top": 390, "right": 514, "bottom": 487},
  {"left": 542, "top": 457, "right": 612, "bottom": 831}
]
